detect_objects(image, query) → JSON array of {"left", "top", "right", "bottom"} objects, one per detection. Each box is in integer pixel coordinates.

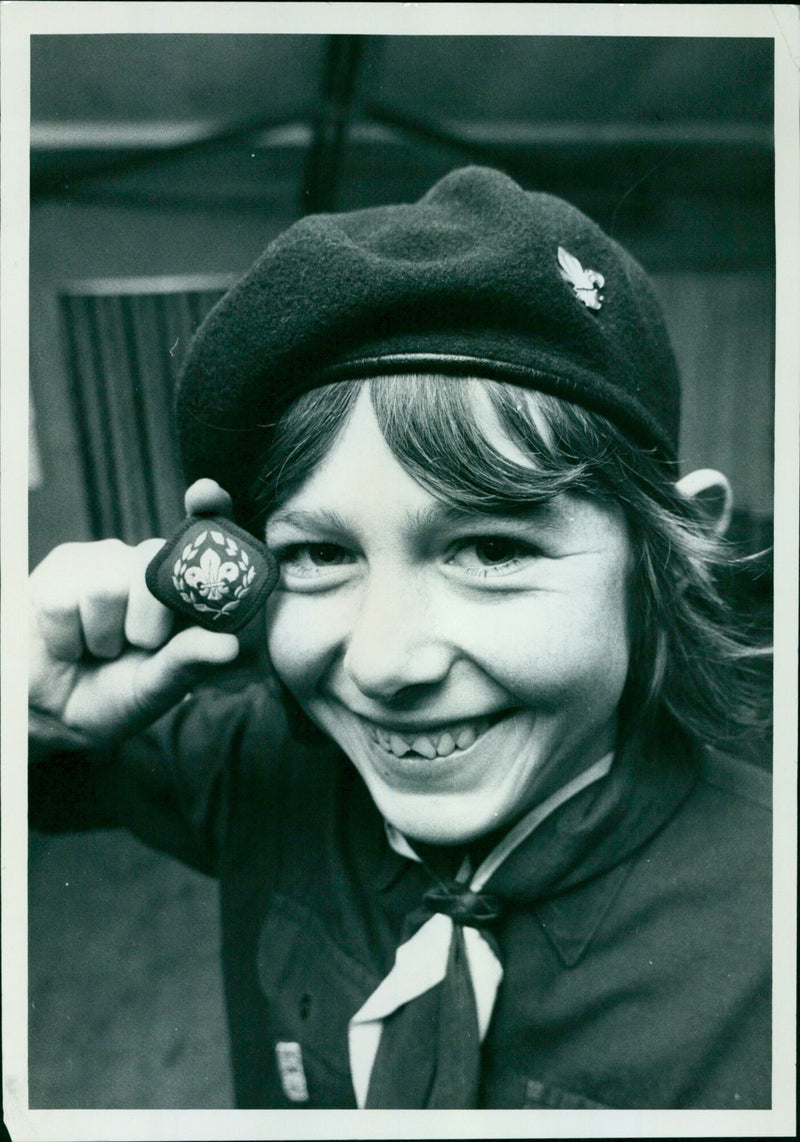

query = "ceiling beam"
[
  {"left": 30, "top": 118, "right": 773, "bottom": 153},
  {"left": 301, "top": 36, "right": 365, "bottom": 214}
]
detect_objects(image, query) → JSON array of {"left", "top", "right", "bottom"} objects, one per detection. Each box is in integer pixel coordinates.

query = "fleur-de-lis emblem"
[
  {"left": 184, "top": 546, "right": 239, "bottom": 601},
  {"left": 557, "top": 246, "right": 605, "bottom": 310},
  {"left": 172, "top": 528, "right": 256, "bottom": 620},
  {"left": 146, "top": 514, "right": 277, "bottom": 634}
]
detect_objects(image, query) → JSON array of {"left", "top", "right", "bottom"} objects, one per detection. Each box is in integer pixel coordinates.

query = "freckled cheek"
[
  {"left": 474, "top": 586, "right": 631, "bottom": 704},
  {"left": 569, "top": 584, "right": 633, "bottom": 706},
  {"left": 265, "top": 596, "right": 346, "bottom": 695}
]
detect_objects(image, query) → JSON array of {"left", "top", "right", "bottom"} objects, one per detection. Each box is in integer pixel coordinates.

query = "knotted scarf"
[
  {"left": 348, "top": 731, "right": 698, "bottom": 1109},
  {"left": 349, "top": 754, "right": 615, "bottom": 1108}
]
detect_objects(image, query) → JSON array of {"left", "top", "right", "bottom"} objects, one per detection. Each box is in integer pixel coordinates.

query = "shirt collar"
[{"left": 533, "top": 860, "right": 633, "bottom": 966}]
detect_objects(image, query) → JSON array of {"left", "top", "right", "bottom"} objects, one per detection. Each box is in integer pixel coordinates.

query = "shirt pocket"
[
  {"left": 522, "top": 1078, "right": 609, "bottom": 1109},
  {"left": 257, "top": 893, "right": 380, "bottom": 1108}
]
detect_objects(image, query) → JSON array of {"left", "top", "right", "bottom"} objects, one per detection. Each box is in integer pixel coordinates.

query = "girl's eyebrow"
[
  {"left": 409, "top": 500, "right": 564, "bottom": 532},
  {"left": 266, "top": 508, "right": 350, "bottom": 532},
  {"left": 268, "top": 502, "right": 564, "bottom": 533}
]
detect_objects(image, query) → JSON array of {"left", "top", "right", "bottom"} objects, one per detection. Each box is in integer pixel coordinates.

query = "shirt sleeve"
[{"left": 28, "top": 678, "right": 287, "bottom": 877}]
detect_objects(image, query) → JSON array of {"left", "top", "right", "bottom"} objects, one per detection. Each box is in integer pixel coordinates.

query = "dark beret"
[{"left": 177, "top": 165, "right": 680, "bottom": 527}]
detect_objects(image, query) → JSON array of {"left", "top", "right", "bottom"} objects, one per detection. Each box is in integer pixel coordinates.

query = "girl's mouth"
[{"left": 365, "top": 713, "right": 507, "bottom": 759}]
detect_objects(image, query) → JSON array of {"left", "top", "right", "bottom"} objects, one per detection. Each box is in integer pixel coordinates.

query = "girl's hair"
[{"left": 251, "top": 375, "right": 771, "bottom": 758}]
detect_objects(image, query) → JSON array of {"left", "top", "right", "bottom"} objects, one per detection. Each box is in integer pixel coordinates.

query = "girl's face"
[{"left": 265, "top": 387, "right": 633, "bottom": 844}]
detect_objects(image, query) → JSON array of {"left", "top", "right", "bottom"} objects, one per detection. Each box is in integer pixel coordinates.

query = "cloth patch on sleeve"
[
  {"left": 145, "top": 515, "right": 277, "bottom": 633},
  {"left": 275, "top": 1041, "right": 310, "bottom": 1103}
]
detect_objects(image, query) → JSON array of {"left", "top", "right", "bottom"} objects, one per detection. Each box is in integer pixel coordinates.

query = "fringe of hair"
[{"left": 251, "top": 374, "right": 772, "bottom": 760}]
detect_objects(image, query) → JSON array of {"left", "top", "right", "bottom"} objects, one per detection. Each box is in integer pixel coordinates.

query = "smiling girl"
[{"left": 29, "top": 167, "right": 771, "bottom": 1109}]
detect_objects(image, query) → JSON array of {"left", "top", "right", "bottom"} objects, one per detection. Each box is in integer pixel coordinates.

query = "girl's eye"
[
  {"left": 277, "top": 542, "right": 355, "bottom": 579},
  {"left": 447, "top": 536, "right": 539, "bottom": 577},
  {"left": 472, "top": 538, "right": 523, "bottom": 565},
  {"left": 304, "top": 543, "right": 351, "bottom": 566}
]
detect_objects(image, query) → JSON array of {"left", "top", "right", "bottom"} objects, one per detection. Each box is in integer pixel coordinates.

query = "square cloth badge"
[{"left": 146, "top": 516, "right": 277, "bottom": 633}]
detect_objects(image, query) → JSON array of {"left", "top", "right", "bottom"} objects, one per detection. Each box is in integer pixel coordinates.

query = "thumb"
[
  {"left": 130, "top": 627, "right": 240, "bottom": 726},
  {"left": 184, "top": 478, "right": 234, "bottom": 518}
]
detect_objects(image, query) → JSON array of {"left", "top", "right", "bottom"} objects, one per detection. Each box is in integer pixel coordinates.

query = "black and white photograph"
[{"left": 2, "top": 4, "right": 797, "bottom": 1139}]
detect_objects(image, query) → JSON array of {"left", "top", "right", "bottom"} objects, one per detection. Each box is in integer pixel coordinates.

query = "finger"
[
  {"left": 76, "top": 539, "right": 135, "bottom": 659},
  {"left": 126, "top": 537, "right": 175, "bottom": 649},
  {"left": 32, "top": 589, "right": 83, "bottom": 662},
  {"left": 58, "top": 627, "right": 241, "bottom": 737},
  {"left": 184, "top": 479, "right": 233, "bottom": 518},
  {"left": 129, "top": 627, "right": 240, "bottom": 725},
  {"left": 30, "top": 543, "right": 92, "bottom": 661}
]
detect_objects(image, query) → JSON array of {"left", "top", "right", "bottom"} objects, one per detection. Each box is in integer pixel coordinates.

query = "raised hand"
[{"left": 29, "top": 480, "right": 240, "bottom": 744}]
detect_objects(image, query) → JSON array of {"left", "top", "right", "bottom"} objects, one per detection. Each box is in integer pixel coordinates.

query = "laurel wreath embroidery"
[{"left": 172, "top": 529, "right": 256, "bottom": 619}]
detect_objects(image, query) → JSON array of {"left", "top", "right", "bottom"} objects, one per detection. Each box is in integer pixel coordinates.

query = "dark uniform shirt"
[{"left": 29, "top": 681, "right": 772, "bottom": 1109}]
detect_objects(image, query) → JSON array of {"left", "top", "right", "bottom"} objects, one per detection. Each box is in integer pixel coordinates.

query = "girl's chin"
[
  {"left": 358, "top": 754, "right": 542, "bottom": 845},
  {"left": 372, "top": 788, "right": 515, "bottom": 847}
]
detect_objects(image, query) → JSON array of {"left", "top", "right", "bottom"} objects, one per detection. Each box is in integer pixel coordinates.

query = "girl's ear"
[{"left": 675, "top": 468, "right": 733, "bottom": 537}]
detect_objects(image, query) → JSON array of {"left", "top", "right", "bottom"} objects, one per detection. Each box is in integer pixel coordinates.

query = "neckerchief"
[{"left": 348, "top": 730, "right": 697, "bottom": 1108}]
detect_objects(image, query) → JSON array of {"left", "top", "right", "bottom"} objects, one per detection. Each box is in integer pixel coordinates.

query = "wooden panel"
[{"left": 653, "top": 270, "right": 775, "bottom": 515}]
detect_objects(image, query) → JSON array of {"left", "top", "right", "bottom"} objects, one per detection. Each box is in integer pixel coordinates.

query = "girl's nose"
[{"left": 342, "top": 575, "right": 453, "bottom": 701}]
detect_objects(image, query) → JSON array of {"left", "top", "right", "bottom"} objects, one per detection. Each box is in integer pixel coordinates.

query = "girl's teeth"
[
  {"left": 372, "top": 717, "right": 496, "bottom": 758},
  {"left": 436, "top": 733, "right": 456, "bottom": 757},
  {"left": 410, "top": 736, "right": 438, "bottom": 759},
  {"left": 455, "top": 725, "right": 477, "bottom": 749}
]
